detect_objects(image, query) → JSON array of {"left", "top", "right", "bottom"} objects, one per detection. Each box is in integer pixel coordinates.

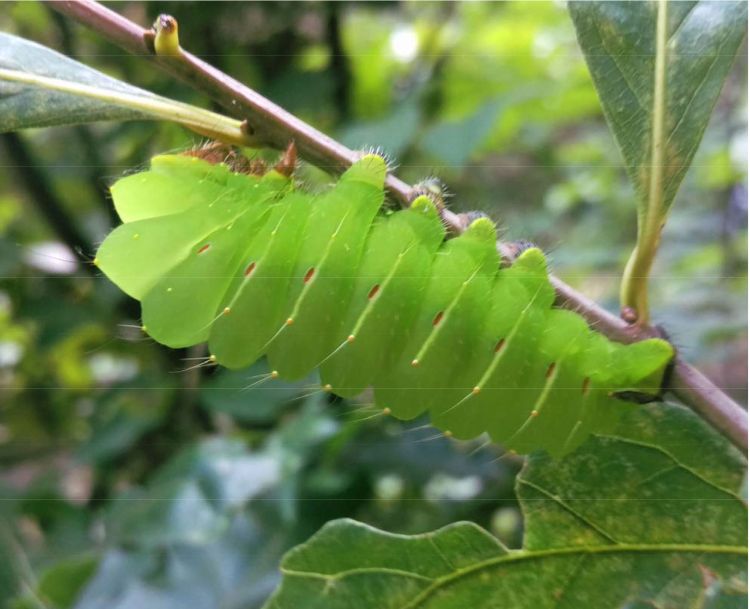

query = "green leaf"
[
  {"left": 0, "top": 33, "right": 248, "bottom": 144},
  {"left": 568, "top": 1, "right": 747, "bottom": 320},
  {"left": 569, "top": 0, "right": 747, "bottom": 217},
  {"left": 12, "top": 554, "right": 97, "bottom": 609},
  {"left": 0, "top": 32, "right": 150, "bottom": 131},
  {"left": 264, "top": 402, "right": 747, "bottom": 608}
]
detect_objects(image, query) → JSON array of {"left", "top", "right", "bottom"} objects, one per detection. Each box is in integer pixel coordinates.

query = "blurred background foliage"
[{"left": 0, "top": 1, "right": 746, "bottom": 608}]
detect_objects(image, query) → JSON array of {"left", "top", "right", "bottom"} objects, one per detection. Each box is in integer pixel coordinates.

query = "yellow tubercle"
[{"left": 153, "top": 14, "right": 181, "bottom": 57}]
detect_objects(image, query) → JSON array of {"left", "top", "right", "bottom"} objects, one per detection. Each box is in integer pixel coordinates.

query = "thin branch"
[
  {"left": 47, "top": 0, "right": 414, "bottom": 203},
  {"left": 46, "top": 0, "right": 747, "bottom": 454}
]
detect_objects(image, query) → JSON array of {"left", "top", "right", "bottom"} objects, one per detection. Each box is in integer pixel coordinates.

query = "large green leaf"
[
  {"left": 568, "top": 0, "right": 746, "bottom": 220},
  {"left": 568, "top": 1, "right": 747, "bottom": 319},
  {"left": 0, "top": 32, "right": 150, "bottom": 131},
  {"left": 264, "top": 402, "right": 747, "bottom": 608},
  {"left": 0, "top": 32, "right": 247, "bottom": 143}
]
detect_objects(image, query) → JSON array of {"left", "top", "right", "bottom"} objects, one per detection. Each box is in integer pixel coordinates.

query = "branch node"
[
  {"left": 620, "top": 305, "right": 639, "bottom": 325},
  {"left": 153, "top": 14, "right": 181, "bottom": 57}
]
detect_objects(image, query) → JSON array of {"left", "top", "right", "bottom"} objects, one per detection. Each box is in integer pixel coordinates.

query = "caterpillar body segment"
[
  {"left": 265, "top": 156, "right": 387, "bottom": 379},
  {"left": 209, "top": 191, "right": 314, "bottom": 369},
  {"left": 141, "top": 195, "right": 275, "bottom": 348},
  {"left": 97, "top": 160, "right": 289, "bottom": 302},
  {"left": 372, "top": 218, "right": 503, "bottom": 420},
  {"left": 97, "top": 153, "right": 674, "bottom": 456},
  {"left": 319, "top": 196, "right": 446, "bottom": 397}
]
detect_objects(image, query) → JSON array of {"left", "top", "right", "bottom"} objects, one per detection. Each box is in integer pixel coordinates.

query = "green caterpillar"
[{"left": 95, "top": 152, "right": 673, "bottom": 456}]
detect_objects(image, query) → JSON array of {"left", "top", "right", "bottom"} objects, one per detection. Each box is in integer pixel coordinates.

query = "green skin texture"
[{"left": 96, "top": 154, "right": 673, "bottom": 457}]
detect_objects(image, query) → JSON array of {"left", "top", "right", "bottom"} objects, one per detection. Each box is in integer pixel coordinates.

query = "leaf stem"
[
  {"left": 0, "top": 67, "right": 251, "bottom": 146},
  {"left": 46, "top": 0, "right": 748, "bottom": 454},
  {"left": 43, "top": 0, "right": 415, "bottom": 204},
  {"left": 620, "top": 0, "right": 669, "bottom": 324}
]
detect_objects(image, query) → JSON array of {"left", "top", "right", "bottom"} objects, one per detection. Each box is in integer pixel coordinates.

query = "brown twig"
[
  {"left": 48, "top": 0, "right": 414, "bottom": 202},
  {"left": 46, "top": 0, "right": 747, "bottom": 454}
]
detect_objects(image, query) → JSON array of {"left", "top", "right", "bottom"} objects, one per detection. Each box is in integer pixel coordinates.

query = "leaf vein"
[
  {"left": 591, "top": 20, "right": 650, "bottom": 113},
  {"left": 403, "top": 543, "right": 745, "bottom": 609},
  {"left": 597, "top": 434, "right": 746, "bottom": 501},
  {"left": 667, "top": 2, "right": 698, "bottom": 44},
  {"left": 664, "top": 25, "right": 735, "bottom": 151},
  {"left": 279, "top": 566, "right": 435, "bottom": 584},
  {"left": 516, "top": 477, "right": 620, "bottom": 544}
]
